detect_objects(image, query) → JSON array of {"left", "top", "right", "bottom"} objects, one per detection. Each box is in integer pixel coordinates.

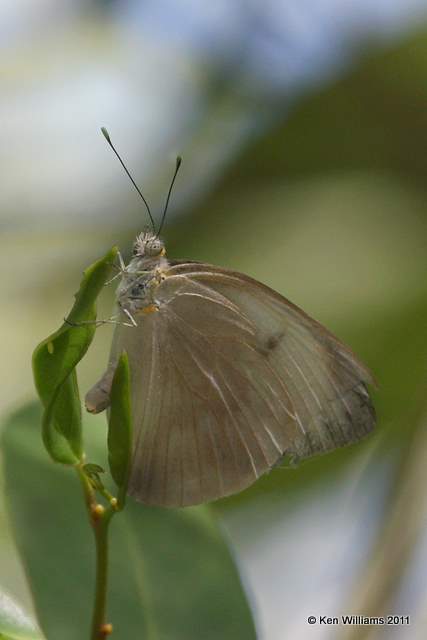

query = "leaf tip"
[{"left": 109, "top": 245, "right": 119, "bottom": 261}]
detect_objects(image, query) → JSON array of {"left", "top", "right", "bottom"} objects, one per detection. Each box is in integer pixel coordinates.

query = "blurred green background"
[{"left": 1, "top": 2, "right": 427, "bottom": 639}]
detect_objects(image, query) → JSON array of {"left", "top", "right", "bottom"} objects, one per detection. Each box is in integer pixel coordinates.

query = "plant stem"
[
  {"left": 76, "top": 466, "right": 115, "bottom": 639},
  {"left": 91, "top": 513, "right": 113, "bottom": 640}
]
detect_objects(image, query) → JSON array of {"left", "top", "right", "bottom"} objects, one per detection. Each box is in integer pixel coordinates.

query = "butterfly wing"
[{"left": 103, "top": 262, "right": 375, "bottom": 507}]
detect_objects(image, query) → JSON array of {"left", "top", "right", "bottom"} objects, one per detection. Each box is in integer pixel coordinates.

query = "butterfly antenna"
[
  {"left": 156, "top": 156, "right": 182, "bottom": 237},
  {"left": 100, "top": 127, "right": 156, "bottom": 233}
]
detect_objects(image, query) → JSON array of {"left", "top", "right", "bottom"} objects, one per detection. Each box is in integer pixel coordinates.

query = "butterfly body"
[
  {"left": 86, "top": 231, "right": 375, "bottom": 507},
  {"left": 115, "top": 232, "right": 169, "bottom": 316}
]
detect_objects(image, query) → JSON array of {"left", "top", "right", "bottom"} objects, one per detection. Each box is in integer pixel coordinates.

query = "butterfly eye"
[{"left": 146, "top": 240, "right": 162, "bottom": 256}]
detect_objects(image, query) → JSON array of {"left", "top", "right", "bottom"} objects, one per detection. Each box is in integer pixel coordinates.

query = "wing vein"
[
  {"left": 164, "top": 334, "right": 226, "bottom": 496},
  {"left": 214, "top": 351, "right": 286, "bottom": 458}
]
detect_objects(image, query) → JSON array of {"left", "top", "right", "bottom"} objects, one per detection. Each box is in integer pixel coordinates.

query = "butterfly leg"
[
  {"left": 104, "top": 251, "right": 129, "bottom": 285},
  {"left": 116, "top": 301, "right": 138, "bottom": 327},
  {"left": 121, "top": 308, "right": 138, "bottom": 327},
  {"left": 64, "top": 316, "right": 135, "bottom": 328},
  {"left": 104, "top": 270, "right": 122, "bottom": 286}
]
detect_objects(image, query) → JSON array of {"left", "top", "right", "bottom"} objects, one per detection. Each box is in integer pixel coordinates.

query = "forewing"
[{"left": 121, "top": 262, "right": 375, "bottom": 507}]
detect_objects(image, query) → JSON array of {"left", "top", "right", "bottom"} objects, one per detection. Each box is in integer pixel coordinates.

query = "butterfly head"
[{"left": 132, "top": 232, "right": 166, "bottom": 258}]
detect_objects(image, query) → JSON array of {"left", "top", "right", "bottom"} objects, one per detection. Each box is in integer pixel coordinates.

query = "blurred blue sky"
[
  {"left": 115, "top": 0, "right": 427, "bottom": 94},
  {"left": 2, "top": 0, "right": 427, "bottom": 230}
]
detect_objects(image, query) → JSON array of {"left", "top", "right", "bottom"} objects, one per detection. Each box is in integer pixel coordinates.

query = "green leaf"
[
  {"left": 32, "top": 246, "right": 118, "bottom": 464},
  {"left": 108, "top": 352, "right": 132, "bottom": 496},
  {"left": 2, "top": 404, "right": 257, "bottom": 640},
  {"left": 40, "top": 372, "right": 82, "bottom": 465},
  {"left": 0, "top": 588, "right": 44, "bottom": 640},
  {"left": 82, "top": 464, "right": 105, "bottom": 475},
  {"left": 82, "top": 463, "right": 107, "bottom": 492}
]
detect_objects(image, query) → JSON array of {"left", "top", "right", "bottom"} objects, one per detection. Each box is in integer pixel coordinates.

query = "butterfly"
[{"left": 85, "top": 130, "right": 376, "bottom": 508}]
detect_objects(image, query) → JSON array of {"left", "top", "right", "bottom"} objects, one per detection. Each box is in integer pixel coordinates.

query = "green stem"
[
  {"left": 91, "top": 514, "right": 113, "bottom": 640},
  {"left": 76, "top": 465, "right": 115, "bottom": 639}
]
